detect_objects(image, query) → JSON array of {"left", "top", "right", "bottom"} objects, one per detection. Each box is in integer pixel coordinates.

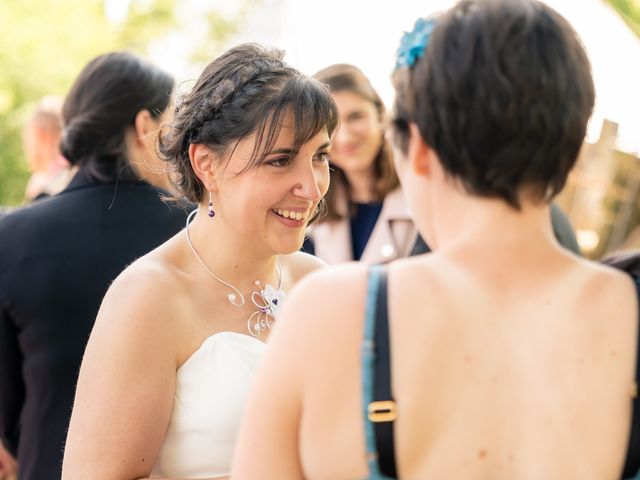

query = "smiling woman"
[
  {"left": 61, "top": 43, "right": 338, "bottom": 480},
  {"left": 306, "top": 64, "right": 419, "bottom": 265}
]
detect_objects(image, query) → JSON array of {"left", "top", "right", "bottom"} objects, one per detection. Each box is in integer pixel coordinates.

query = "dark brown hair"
[
  {"left": 391, "top": 0, "right": 595, "bottom": 209},
  {"left": 61, "top": 52, "right": 174, "bottom": 182},
  {"left": 314, "top": 64, "right": 399, "bottom": 221},
  {"left": 158, "top": 43, "right": 339, "bottom": 210}
]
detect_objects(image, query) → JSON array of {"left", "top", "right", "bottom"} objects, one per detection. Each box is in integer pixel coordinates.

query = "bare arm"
[
  {"left": 232, "top": 273, "right": 322, "bottom": 478},
  {"left": 232, "top": 264, "right": 365, "bottom": 479},
  {"left": 62, "top": 264, "right": 188, "bottom": 480}
]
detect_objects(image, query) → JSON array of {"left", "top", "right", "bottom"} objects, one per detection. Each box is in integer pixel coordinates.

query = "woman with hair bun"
[
  {"left": 0, "top": 51, "right": 187, "bottom": 480},
  {"left": 63, "top": 43, "right": 338, "bottom": 479}
]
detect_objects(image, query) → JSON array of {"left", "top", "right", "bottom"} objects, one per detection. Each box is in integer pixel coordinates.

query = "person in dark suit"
[{"left": 0, "top": 52, "right": 188, "bottom": 480}]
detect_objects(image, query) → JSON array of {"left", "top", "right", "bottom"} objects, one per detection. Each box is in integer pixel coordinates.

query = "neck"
[
  {"left": 428, "top": 189, "right": 556, "bottom": 256},
  {"left": 33, "top": 152, "right": 52, "bottom": 173},
  {"left": 344, "top": 168, "right": 376, "bottom": 203},
  {"left": 184, "top": 205, "right": 280, "bottom": 295}
]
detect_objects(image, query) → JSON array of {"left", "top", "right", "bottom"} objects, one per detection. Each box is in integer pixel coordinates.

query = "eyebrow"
[{"left": 267, "top": 141, "right": 331, "bottom": 155}]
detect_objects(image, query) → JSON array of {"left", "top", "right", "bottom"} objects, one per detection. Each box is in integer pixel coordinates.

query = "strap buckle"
[{"left": 367, "top": 400, "right": 398, "bottom": 423}]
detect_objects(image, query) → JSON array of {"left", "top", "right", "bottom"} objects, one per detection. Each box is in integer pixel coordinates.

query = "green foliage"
[
  {"left": 605, "top": 0, "right": 640, "bottom": 37},
  {"left": 189, "top": 1, "right": 258, "bottom": 66},
  {"left": 0, "top": 0, "right": 177, "bottom": 206}
]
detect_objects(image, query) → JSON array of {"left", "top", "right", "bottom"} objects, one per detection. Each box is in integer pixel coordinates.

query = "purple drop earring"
[{"left": 208, "top": 191, "right": 215, "bottom": 218}]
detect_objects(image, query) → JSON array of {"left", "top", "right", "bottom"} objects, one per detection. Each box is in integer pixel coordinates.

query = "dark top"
[
  {"left": 0, "top": 171, "right": 189, "bottom": 480},
  {"left": 365, "top": 267, "right": 640, "bottom": 479},
  {"left": 350, "top": 202, "right": 383, "bottom": 261},
  {"left": 301, "top": 202, "right": 384, "bottom": 259}
]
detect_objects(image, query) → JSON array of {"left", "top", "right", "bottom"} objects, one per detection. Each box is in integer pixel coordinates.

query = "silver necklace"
[{"left": 185, "top": 209, "right": 286, "bottom": 337}]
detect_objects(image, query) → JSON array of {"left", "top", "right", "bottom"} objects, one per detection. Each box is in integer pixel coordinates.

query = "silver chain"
[{"left": 184, "top": 209, "right": 282, "bottom": 308}]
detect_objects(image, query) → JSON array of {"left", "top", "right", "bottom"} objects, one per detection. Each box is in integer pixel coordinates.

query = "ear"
[
  {"left": 189, "top": 143, "right": 218, "bottom": 193},
  {"left": 34, "top": 126, "right": 48, "bottom": 142},
  {"left": 133, "top": 109, "right": 156, "bottom": 147},
  {"left": 407, "top": 122, "right": 430, "bottom": 176}
]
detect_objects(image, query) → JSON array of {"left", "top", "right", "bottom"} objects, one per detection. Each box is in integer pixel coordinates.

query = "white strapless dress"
[{"left": 151, "top": 331, "right": 266, "bottom": 478}]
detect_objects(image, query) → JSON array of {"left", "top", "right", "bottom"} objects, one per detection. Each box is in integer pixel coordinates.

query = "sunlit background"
[{"left": 1, "top": 0, "right": 639, "bottom": 258}]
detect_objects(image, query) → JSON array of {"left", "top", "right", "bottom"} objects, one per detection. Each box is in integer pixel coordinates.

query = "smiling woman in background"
[{"left": 305, "top": 64, "right": 418, "bottom": 265}]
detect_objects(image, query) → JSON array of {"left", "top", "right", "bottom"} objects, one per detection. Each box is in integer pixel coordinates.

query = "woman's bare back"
[{"left": 295, "top": 249, "right": 637, "bottom": 479}]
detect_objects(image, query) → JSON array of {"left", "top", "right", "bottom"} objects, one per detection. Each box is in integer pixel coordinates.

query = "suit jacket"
[
  {"left": 0, "top": 171, "right": 189, "bottom": 480},
  {"left": 309, "top": 187, "right": 418, "bottom": 265}
]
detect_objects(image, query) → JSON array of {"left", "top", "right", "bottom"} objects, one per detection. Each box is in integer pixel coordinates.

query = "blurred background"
[{"left": 1, "top": 0, "right": 638, "bottom": 258}]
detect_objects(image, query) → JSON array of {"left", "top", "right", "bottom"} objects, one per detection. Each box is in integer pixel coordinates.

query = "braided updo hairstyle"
[{"left": 159, "top": 43, "right": 339, "bottom": 205}]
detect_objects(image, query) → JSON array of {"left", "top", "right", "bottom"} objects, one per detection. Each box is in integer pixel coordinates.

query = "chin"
[{"left": 270, "top": 236, "right": 305, "bottom": 256}]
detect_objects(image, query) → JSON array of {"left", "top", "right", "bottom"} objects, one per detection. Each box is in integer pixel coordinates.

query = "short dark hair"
[
  {"left": 391, "top": 0, "right": 595, "bottom": 209},
  {"left": 60, "top": 52, "right": 174, "bottom": 182},
  {"left": 314, "top": 64, "right": 399, "bottom": 222},
  {"left": 158, "top": 43, "right": 339, "bottom": 207}
]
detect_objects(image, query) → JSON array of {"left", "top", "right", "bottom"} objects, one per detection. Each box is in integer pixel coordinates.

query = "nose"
[
  {"left": 292, "top": 160, "right": 323, "bottom": 202},
  {"left": 333, "top": 123, "right": 352, "bottom": 149}
]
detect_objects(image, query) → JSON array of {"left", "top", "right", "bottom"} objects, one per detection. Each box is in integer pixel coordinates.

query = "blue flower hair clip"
[{"left": 395, "top": 17, "right": 436, "bottom": 70}]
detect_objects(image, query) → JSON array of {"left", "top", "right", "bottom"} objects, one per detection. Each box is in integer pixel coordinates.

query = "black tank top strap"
[
  {"left": 370, "top": 266, "right": 399, "bottom": 477},
  {"left": 622, "top": 275, "right": 640, "bottom": 479}
]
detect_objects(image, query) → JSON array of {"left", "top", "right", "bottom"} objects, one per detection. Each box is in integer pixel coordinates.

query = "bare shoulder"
[
  {"left": 575, "top": 257, "right": 637, "bottom": 313},
  {"left": 385, "top": 253, "right": 447, "bottom": 297},
  {"left": 263, "top": 262, "right": 372, "bottom": 388},
  {"left": 278, "top": 262, "right": 369, "bottom": 335},
  {"left": 91, "top": 251, "right": 188, "bottom": 356},
  {"left": 287, "top": 261, "right": 369, "bottom": 303},
  {"left": 64, "top": 249, "right": 188, "bottom": 477},
  {"left": 103, "top": 254, "right": 183, "bottom": 315},
  {"left": 280, "top": 251, "right": 328, "bottom": 284}
]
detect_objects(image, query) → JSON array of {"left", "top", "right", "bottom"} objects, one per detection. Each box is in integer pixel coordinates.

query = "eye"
[
  {"left": 314, "top": 151, "right": 332, "bottom": 163},
  {"left": 347, "top": 112, "right": 365, "bottom": 122},
  {"left": 265, "top": 156, "right": 291, "bottom": 167}
]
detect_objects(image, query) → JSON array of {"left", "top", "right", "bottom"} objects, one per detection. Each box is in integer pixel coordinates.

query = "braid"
[{"left": 157, "top": 43, "right": 337, "bottom": 204}]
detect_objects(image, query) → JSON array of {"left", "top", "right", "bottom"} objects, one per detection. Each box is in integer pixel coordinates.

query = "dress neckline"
[{"left": 178, "top": 331, "right": 266, "bottom": 372}]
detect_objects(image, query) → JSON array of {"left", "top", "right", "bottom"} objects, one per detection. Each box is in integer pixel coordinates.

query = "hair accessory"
[
  {"left": 185, "top": 209, "right": 286, "bottom": 337},
  {"left": 208, "top": 191, "right": 215, "bottom": 218},
  {"left": 395, "top": 17, "right": 436, "bottom": 70}
]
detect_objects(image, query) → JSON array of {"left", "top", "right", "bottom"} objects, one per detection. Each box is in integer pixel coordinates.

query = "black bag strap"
[
  {"left": 622, "top": 276, "right": 640, "bottom": 479},
  {"left": 370, "top": 266, "right": 398, "bottom": 477}
]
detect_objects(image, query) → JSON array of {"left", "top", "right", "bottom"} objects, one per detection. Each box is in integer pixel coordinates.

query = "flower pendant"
[{"left": 247, "top": 284, "right": 286, "bottom": 337}]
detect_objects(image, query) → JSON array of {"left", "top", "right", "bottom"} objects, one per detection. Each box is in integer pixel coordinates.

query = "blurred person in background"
[
  {"left": 305, "top": 64, "right": 418, "bottom": 265},
  {"left": 0, "top": 52, "right": 188, "bottom": 480},
  {"left": 233, "top": 1, "right": 639, "bottom": 478},
  {"left": 22, "top": 95, "right": 74, "bottom": 201}
]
